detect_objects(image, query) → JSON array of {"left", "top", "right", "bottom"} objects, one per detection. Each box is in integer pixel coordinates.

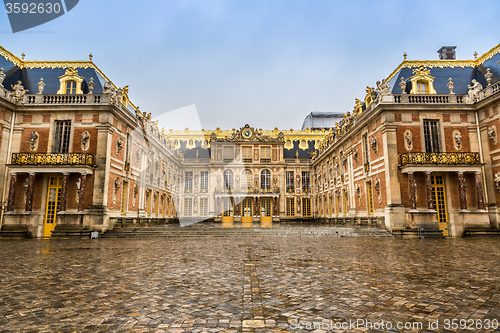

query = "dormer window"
[
  {"left": 409, "top": 66, "right": 436, "bottom": 95},
  {"left": 416, "top": 81, "right": 428, "bottom": 94},
  {"left": 65, "top": 80, "right": 77, "bottom": 94},
  {"left": 57, "top": 68, "right": 84, "bottom": 95}
]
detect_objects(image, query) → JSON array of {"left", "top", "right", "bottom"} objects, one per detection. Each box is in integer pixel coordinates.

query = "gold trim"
[
  {"left": 409, "top": 66, "right": 436, "bottom": 94},
  {"left": 0, "top": 45, "right": 141, "bottom": 110},
  {"left": 57, "top": 68, "right": 84, "bottom": 94},
  {"left": 386, "top": 43, "right": 500, "bottom": 83}
]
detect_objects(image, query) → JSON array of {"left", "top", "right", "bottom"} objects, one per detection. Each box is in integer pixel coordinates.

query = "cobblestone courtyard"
[{"left": 0, "top": 236, "right": 499, "bottom": 332}]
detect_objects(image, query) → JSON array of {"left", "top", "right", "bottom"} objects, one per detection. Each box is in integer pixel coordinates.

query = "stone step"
[
  {"left": 0, "top": 230, "right": 29, "bottom": 239},
  {"left": 463, "top": 228, "right": 500, "bottom": 237},
  {"left": 51, "top": 229, "right": 94, "bottom": 239},
  {"left": 101, "top": 226, "right": 393, "bottom": 238},
  {"left": 0, "top": 225, "right": 29, "bottom": 239}
]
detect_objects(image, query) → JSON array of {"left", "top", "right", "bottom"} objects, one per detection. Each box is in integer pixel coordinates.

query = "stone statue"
[
  {"left": 29, "top": 131, "right": 38, "bottom": 151},
  {"left": 466, "top": 79, "right": 483, "bottom": 104},
  {"left": 399, "top": 77, "right": 407, "bottom": 94},
  {"left": 370, "top": 136, "right": 378, "bottom": 154},
  {"left": 453, "top": 130, "right": 462, "bottom": 150},
  {"left": 37, "top": 78, "right": 45, "bottom": 94},
  {"left": 114, "top": 178, "right": 120, "bottom": 196},
  {"left": 447, "top": 78, "right": 455, "bottom": 94},
  {"left": 494, "top": 173, "right": 500, "bottom": 193},
  {"left": 117, "top": 137, "right": 124, "bottom": 154},
  {"left": 81, "top": 131, "right": 90, "bottom": 151},
  {"left": 375, "top": 79, "right": 391, "bottom": 103},
  {"left": 0, "top": 68, "right": 5, "bottom": 87},
  {"left": 11, "top": 81, "right": 28, "bottom": 105},
  {"left": 485, "top": 68, "right": 493, "bottom": 86},
  {"left": 295, "top": 150, "right": 299, "bottom": 159},
  {"left": 374, "top": 178, "right": 382, "bottom": 204},
  {"left": 404, "top": 130, "right": 413, "bottom": 151},
  {"left": 488, "top": 126, "right": 497, "bottom": 145},
  {"left": 88, "top": 77, "right": 95, "bottom": 94},
  {"left": 103, "top": 81, "right": 113, "bottom": 94}
]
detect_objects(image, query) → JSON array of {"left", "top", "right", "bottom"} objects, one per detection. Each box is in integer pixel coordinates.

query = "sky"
[{"left": 1, "top": 0, "right": 500, "bottom": 130}]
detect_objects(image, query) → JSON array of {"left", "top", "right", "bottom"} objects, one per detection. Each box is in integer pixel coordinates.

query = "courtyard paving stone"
[{"left": 0, "top": 237, "right": 499, "bottom": 332}]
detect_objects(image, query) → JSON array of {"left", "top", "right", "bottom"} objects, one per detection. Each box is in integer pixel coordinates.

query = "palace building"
[{"left": 0, "top": 43, "right": 499, "bottom": 238}]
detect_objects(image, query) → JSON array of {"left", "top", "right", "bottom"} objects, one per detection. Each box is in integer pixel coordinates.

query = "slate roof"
[
  {"left": 283, "top": 140, "right": 315, "bottom": 159},
  {"left": 301, "top": 112, "right": 343, "bottom": 130},
  {"left": 388, "top": 51, "right": 500, "bottom": 95},
  {"left": 0, "top": 47, "right": 109, "bottom": 95}
]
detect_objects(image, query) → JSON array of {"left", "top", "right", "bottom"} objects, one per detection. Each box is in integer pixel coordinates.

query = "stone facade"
[{"left": 1, "top": 43, "right": 500, "bottom": 237}]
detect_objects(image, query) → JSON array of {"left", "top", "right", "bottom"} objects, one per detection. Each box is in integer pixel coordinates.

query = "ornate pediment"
[
  {"left": 409, "top": 65, "right": 437, "bottom": 94},
  {"left": 210, "top": 124, "right": 284, "bottom": 143},
  {"left": 57, "top": 67, "right": 84, "bottom": 94}
]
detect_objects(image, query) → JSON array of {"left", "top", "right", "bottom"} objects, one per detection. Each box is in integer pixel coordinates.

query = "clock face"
[{"left": 242, "top": 129, "right": 252, "bottom": 138}]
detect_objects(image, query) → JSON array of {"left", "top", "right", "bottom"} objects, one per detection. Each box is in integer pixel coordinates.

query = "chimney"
[{"left": 437, "top": 46, "right": 456, "bottom": 60}]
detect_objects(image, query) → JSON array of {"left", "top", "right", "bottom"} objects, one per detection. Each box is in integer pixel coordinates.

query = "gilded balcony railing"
[
  {"left": 398, "top": 152, "right": 480, "bottom": 166},
  {"left": 11, "top": 153, "right": 96, "bottom": 166},
  {"left": 214, "top": 187, "right": 280, "bottom": 194}
]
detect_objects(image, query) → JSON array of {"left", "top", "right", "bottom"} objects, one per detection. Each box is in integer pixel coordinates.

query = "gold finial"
[
  {"left": 474, "top": 51, "right": 478, "bottom": 60},
  {"left": 21, "top": 52, "right": 25, "bottom": 60},
  {"left": 403, "top": 52, "right": 407, "bottom": 60},
  {"left": 89, "top": 53, "right": 93, "bottom": 61}
]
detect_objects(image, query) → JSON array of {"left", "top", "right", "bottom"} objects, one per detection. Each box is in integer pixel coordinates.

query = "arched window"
[
  {"left": 223, "top": 169, "right": 234, "bottom": 190},
  {"left": 261, "top": 169, "right": 271, "bottom": 190},
  {"left": 242, "top": 169, "right": 253, "bottom": 188}
]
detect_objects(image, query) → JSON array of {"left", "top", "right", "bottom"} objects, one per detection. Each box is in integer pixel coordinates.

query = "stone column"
[
  {"left": 425, "top": 171, "right": 435, "bottom": 211},
  {"left": 78, "top": 173, "right": 87, "bottom": 211},
  {"left": 25, "top": 173, "right": 35, "bottom": 212},
  {"left": 475, "top": 171, "right": 485, "bottom": 210},
  {"left": 458, "top": 172, "right": 467, "bottom": 211},
  {"left": 7, "top": 173, "right": 17, "bottom": 212},
  {"left": 59, "top": 173, "right": 69, "bottom": 212},
  {"left": 408, "top": 172, "right": 416, "bottom": 211}
]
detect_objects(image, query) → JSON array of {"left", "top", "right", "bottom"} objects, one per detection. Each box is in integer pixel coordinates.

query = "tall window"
[
  {"left": 261, "top": 169, "right": 271, "bottom": 189},
  {"left": 223, "top": 146, "right": 234, "bottom": 163},
  {"left": 286, "top": 171, "right": 294, "bottom": 192},
  {"left": 223, "top": 169, "right": 234, "bottom": 190},
  {"left": 260, "top": 146, "right": 271, "bottom": 163},
  {"left": 302, "top": 198, "right": 311, "bottom": 217},
  {"left": 423, "top": 119, "right": 441, "bottom": 153},
  {"left": 145, "top": 192, "right": 151, "bottom": 216},
  {"left": 200, "top": 171, "right": 209, "bottom": 192},
  {"left": 65, "top": 80, "right": 77, "bottom": 94},
  {"left": 243, "top": 169, "right": 253, "bottom": 188},
  {"left": 184, "top": 171, "right": 193, "bottom": 192},
  {"left": 302, "top": 171, "right": 310, "bottom": 193},
  {"left": 286, "top": 198, "right": 295, "bottom": 217},
  {"left": 242, "top": 146, "right": 252, "bottom": 163},
  {"left": 363, "top": 133, "right": 369, "bottom": 164},
  {"left": 200, "top": 198, "right": 208, "bottom": 217},
  {"left": 53, "top": 120, "right": 71, "bottom": 153},
  {"left": 183, "top": 198, "right": 192, "bottom": 217}
]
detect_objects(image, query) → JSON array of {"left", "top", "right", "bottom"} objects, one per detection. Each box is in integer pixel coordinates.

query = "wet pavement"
[{"left": 0, "top": 237, "right": 499, "bottom": 332}]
